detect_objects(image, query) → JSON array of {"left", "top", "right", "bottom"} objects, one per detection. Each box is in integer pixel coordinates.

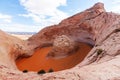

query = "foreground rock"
[
  {"left": 0, "top": 30, "right": 33, "bottom": 70},
  {"left": 1, "top": 2, "right": 120, "bottom": 80}
]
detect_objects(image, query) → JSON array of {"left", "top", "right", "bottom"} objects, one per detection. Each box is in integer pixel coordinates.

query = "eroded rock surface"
[
  {"left": 0, "top": 30, "right": 33, "bottom": 70},
  {"left": 47, "top": 35, "right": 78, "bottom": 58},
  {"left": 27, "top": 3, "right": 105, "bottom": 49},
  {"left": 1, "top": 2, "right": 120, "bottom": 80}
]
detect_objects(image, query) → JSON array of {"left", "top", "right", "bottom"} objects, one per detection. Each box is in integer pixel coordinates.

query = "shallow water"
[{"left": 16, "top": 42, "right": 91, "bottom": 72}]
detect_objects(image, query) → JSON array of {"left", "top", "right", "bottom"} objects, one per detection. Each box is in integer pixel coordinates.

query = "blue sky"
[{"left": 0, "top": 0, "right": 120, "bottom": 32}]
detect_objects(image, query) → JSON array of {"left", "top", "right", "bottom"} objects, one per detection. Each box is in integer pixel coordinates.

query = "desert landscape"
[
  {"left": 9, "top": 32, "right": 33, "bottom": 40},
  {"left": 0, "top": 2, "right": 120, "bottom": 80},
  {"left": 11, "top": 34, "right": 32, "bottom": 40}
]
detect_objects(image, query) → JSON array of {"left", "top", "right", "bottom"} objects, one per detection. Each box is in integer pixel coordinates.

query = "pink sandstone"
[{"left": 0, "top": 2, "right": 120, "bottom": 80}]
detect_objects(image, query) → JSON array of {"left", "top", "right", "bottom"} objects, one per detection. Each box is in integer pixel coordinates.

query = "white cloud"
[
  {"left": 110, "top": 1, "right": 120, "bottom": 13},
  {"left": 0, "top": 13, "right": 39, "bottom": 32},
  {"left": 20, "top": 0, "right": 66, "bottom": 15},
  {"left": 19, "top": 0, "right": 68, "bottom": 27},
  {"left": 112, "top": 1, "right": 120, "bottom": 4},
  {"left": 0, "top": 13, "right": 12, "bottom": 23},
  {"left": 0, "top": 13, "right": 45, "bottom": 32},
  {"left": 0, "top": 23, "right": 40, "bottom": 32}
]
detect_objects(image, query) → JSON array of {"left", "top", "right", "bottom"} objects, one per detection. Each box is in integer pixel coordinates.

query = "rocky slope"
[
  {"left": 27, "top": 3, "right": 104, "bottom": 49},
  {"left": 0, "top": 2, "right": 120, "bottom": 80},
  {"left": 0, "top": 30, "right": 33, "bottom": 69}
]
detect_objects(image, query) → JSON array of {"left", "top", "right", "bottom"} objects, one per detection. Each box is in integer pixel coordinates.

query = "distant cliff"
[{"left": 7, "top": 32, "right": 36, "bottom": 35}]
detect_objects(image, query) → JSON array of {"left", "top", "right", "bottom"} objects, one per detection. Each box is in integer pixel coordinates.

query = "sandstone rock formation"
[
  {"left": 1, "top": 2, "right": 120, "bottom": 80},
  {"left": 47, "top": 35, "right": 78, "bottom": 59},
  {"left": 27, "top": 3, "right": 103, "bottom": 49},
  {"left": 0, "top": 30, "right": 33, "bottom": 70}
]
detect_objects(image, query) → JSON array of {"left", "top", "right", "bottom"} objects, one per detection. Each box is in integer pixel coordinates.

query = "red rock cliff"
[{"left": 27, "top": 3, "right": 106, "bottom": 50}]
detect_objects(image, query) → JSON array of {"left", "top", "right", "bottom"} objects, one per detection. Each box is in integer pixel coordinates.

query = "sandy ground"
[
  {"left": 16, "top": 43, "right": 92, "bottom": 72},
  {"left": 11, "top": 34, "right": 32, "bottom": 40}
]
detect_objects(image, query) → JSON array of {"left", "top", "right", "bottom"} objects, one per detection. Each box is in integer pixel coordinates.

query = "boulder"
[{"left": 47, "top": 35, "right": 78, "bottom": 58}]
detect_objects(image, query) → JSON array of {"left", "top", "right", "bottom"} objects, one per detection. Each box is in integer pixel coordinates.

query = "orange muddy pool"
[{"left": 16, "top": 43, "right": 92, "bottom": 72}]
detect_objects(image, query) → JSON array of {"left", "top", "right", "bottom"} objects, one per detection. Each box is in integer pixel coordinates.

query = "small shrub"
[
  {"left": 97, "top": 49, "right": 103, "bottom": 55},
  {"left": 23, "top": 70, "right": 28, "bottom": 73},
  {"left": 48, "top": 68, "right": 54, "bottom": 73},
  {"left": 37, "top": 69, "right": 46, "bottom": 74}
]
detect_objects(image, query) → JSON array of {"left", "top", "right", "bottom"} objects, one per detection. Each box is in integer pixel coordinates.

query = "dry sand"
[
  {"left": 16, "top": 43, "right": 91, "bottom": 72},
  {"left": 11, "top": 34, "right": 32, "bottom": 40}
]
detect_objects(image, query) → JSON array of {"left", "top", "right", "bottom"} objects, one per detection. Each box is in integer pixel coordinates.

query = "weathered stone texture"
[
  {"left": 1, "top": 2, "right": 120, "bottom": 80},
  {"left": 47, "top": 35, "right": 78, "bottom": 58}
]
